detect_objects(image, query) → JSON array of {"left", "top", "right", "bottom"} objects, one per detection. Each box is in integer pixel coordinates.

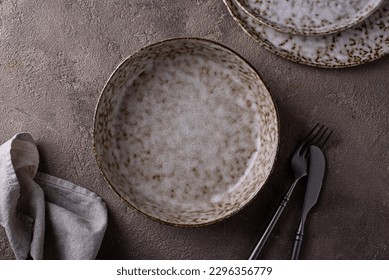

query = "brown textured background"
[{"left": 0, "top": 0, "right": 388, "bottom": 260}]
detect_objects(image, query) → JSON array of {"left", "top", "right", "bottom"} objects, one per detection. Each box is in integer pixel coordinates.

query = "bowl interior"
[{"left": 94, "top": 39, "right": 278, "bottom": 225}]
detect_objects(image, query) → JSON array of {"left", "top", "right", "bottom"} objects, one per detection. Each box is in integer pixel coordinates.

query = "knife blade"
[{"left": 291, "top": 145, "right": 326, "bottom": 260}]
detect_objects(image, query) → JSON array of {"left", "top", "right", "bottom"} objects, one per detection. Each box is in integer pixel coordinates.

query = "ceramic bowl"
[{"left": 94, "top": 38, "right": 278, "bottom": 226}]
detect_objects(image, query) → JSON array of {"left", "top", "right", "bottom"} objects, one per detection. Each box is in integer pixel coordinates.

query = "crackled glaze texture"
[
  {"left": 224, "top": 0, "right": 389, "bottom": 68},
  {"left": 236, "top": 0, "right": 383, "bottom": 35},
  {"left": 94, "top": 39, "right": 278, "bottom": 226}
]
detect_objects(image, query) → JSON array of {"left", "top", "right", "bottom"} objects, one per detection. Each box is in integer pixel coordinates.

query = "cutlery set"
[{"left": 249, "top": 124, "right": 332, "bottom": 260}]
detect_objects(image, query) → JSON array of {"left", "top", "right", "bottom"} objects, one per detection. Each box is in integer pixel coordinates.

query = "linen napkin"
[{"left": 0, "top": 133, "right": 108, "bottom": 260}]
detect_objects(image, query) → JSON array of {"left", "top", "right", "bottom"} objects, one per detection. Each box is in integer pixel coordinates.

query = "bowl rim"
[{"left": 92, "top": 37, "right": 280, "bottom": 227}]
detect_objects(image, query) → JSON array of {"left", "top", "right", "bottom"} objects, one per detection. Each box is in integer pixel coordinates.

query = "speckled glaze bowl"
[{"left": 94, "top": 38, "right": 278, "bottom": 226}]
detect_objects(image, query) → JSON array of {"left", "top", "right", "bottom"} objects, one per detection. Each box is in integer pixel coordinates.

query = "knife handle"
[{"left": 291, "top": 220, "right": 305, "bottom": 260}]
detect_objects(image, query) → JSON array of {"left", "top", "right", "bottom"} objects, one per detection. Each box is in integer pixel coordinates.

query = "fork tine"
[
  {"left": 297, "top": 123, "right": 320, "bottom": 154},
  {"left": 299, "top": 123, "right": 323, "bottom": 155},
  {"left": 319, "top": 129, "right": 333, "bottom": 148},
  {"left": 302, "top": 126, "right": 323, "bottom": 158},
  {"left": 311, "top": 126, "right": 328, "bottom": 146},
  {"left": 310, "top": 125, "right": 333, "bottom": 149},
  {"left": 302, "top": 123, "right": 320, "bottom": 144}
]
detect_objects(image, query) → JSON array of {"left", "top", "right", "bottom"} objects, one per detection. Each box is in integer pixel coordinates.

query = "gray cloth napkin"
[{"left": 0, "top": 133, "right": 108, "bottom": 259}]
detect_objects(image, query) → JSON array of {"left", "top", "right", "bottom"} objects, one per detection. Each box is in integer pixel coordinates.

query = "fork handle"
[
  {"left": 249, "top": 179, "right": 299, "bottom": 260},
  {"left": 291, "top": 220, "right": 305, "bottom": 260}
]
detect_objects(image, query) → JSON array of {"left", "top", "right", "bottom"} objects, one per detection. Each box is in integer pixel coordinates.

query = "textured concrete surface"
[{"left": 0, "top": 0, "right": 388, "bottom": 260}]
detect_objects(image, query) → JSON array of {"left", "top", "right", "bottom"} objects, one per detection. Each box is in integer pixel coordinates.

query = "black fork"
[{"left": 249, "top": 123, "right": 332, "bottom": 260}]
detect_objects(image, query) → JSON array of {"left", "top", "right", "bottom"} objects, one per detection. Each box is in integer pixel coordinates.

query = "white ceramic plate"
[
  {"left": 94, "top": 38, "right": 279, "bottom": 226},
  {"left": 224, "top": 0, "right": 389, "bottom": 68},
  {"left": 235, "top": 0, "right": 384, "bottom": 35}
]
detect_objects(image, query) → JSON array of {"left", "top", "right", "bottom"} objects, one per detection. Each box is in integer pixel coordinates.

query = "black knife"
[{"left": 291, "top": 145, "right": 326, "bottom": 260}]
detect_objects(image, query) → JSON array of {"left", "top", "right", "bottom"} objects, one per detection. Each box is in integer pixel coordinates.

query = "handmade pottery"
[
  {"left": 94, "top": 38, "right": 279, "bottom": 226},
  {"left": 224, "top": 0, "right": 389, "bottom": 68},
  {"left": 235, "top": 0, "right": 384, "bottom": 35}
]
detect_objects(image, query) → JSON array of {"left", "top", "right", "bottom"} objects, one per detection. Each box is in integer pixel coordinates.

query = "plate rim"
[
  {"left": 235, "top": 0, "right": 385, "bottom": 36},
  {"left": 224, "top": 0, "right": 389, "bottom": 68}
]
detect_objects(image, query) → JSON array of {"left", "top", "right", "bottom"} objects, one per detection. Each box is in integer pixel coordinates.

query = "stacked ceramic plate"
[{"left": 223, "top": 0, "right": 389, "bottom": 67}]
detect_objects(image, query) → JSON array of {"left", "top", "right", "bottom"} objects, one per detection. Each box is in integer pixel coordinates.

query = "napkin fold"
[{"left": 0, "top": 133, "right": 108, "bottom": 260}]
